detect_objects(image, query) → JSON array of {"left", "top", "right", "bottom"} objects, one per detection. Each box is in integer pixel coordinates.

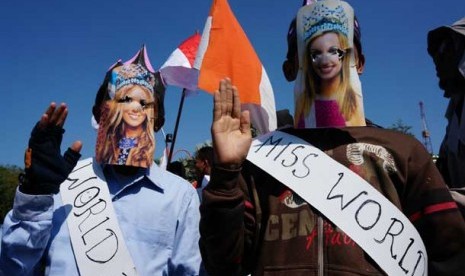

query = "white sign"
[
  {"left": 60, "top": 158, "right": 138, "bottom": 276},
  {"left": 246, "top": 131, "right": 427, "bottom": 276}
]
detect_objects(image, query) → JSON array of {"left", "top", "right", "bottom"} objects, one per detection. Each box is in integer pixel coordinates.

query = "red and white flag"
[
  {"left": 159, "top": 32, "right": 201, "bottom": 93},
  {"left": 194, "top": 0, "right": 277, "bottom": 134}
]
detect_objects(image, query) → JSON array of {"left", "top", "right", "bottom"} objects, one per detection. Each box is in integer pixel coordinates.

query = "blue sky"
[{"left": 0, "top": 0, "right": 463, "bottom": 167}]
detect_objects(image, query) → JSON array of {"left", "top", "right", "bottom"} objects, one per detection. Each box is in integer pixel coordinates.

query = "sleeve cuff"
[
  {"left": 209, "top": 165, "right": 242, "bottom": 191},
  {"left": 12, "top": 187, "right": 54, "bottom": 221}
]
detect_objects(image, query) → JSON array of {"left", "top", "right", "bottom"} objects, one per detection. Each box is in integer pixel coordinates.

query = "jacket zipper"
[{"left": 318, "top": 216, "right": 324, "bottom": 276}]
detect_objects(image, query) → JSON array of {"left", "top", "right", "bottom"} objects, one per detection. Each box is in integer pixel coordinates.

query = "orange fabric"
[
  {"left": 24, "top": 148, "right": 32, "bottom": 169},
  {"left": 198, "top": 0, "right": 262, "bottom": 105}
]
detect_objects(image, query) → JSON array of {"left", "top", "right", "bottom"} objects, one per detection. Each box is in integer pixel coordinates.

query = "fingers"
[
  {"left": 225, "top": 79, "right": 233, "bottom": 115},
  {"left": 232, "top": 85, "right": 241, "bottom": 119},
  {"left": 55, "top": 106, "right": 68, "bottom": 127},
  {"left": 49, "top": 103, "right": 67, "bottom": 127},
  {"left": 44, "top": 102, "right": 56, "bottom": 119},
  {"left": 39, "top": 102, "right": 68, "bottom": 128},
  {"left": 219, "top": 79, "right": 228, "bottom": 116},
  {"left": 70, "top": 140, "right": 83, "bottom": 153},
  {"left": 38, "top": 114, "right": 49, "bottom": 128},
  {"left": 38, "top": 103, "right": 56, "bottom": 128},
  {"left": 214, "top": 78, "right": 239, "bottom": 119},
  {"left": 64, "top": 141, "right": 82, "bottom": 169},
  {"left": 240, "top": 110, "right": 251, "bottom": 135},
  {"left": 213, "top": 90, "right": 222, "bottom": 122}
]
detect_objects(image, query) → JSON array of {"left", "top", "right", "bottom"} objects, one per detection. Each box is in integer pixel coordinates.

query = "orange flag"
[{"left": 194, "top": 0, "right": 277, "bottom": 134}]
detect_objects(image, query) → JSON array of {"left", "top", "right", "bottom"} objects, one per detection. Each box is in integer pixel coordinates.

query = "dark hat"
[
  {"left": 427, "top": 17, "right": 465, "bottom": 57},
  {"left": 92, "top": 46, "right": 166, "bottom": 132}
]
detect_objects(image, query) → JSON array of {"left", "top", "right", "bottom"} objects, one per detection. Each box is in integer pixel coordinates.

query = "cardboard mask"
[
  {"left": 294, "top": 0, "right": 366, "bottom": 128},
  {"left": 94, "top": 46, "right": 165, "bottom": 168}
]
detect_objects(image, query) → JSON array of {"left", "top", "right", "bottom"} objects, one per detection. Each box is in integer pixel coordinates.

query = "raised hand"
[
  {"left": 20, "top": 102, "right": 82, "bottom": 195},
  {"left": 211, "top": 78, "right": 252, "bottom": 167}
]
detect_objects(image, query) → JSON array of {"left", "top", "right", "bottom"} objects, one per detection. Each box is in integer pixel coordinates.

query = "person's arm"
[
  {"left": 199, "top": 78, "right": 255, "bottom": 275},
  {"left": 0, "top": 190, "right": 54, "bottom": 274},
  {"left": 0, "top": 103, "right": 81, "bottom": 275},
  {"left": 404, "top": 141, "right": 465, "bottom": 275}
]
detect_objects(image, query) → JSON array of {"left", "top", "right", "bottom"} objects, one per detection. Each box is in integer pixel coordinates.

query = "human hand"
[
  {"left": 20, "top": 102, "right": 82, "bottom": 195},
  {"left": 211, "top": 78, "right": 252, "bottom": 167}
]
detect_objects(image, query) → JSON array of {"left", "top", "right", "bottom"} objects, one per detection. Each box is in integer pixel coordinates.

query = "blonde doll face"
[
  {"left": 309, "top": 32, "right": 344, "bottom": 81},
  {"left": 118, "top": 86, "right": 154, "bottom": 131}
]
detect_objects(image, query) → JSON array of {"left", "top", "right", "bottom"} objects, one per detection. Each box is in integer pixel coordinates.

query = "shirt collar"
[{"left": 97, "top": 160, "right": 165, "bottom": 194}]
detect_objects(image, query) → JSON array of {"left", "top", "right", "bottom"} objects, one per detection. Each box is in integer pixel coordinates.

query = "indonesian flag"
[
  {"left": 159, "top": 32, "right": 201, "bottom": 92},
  {"left": 194, "top": 0, "right": 277, "bottom": 134}
]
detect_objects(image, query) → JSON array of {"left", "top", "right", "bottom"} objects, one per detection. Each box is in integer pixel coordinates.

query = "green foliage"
[
  {"left": 388, "top": 119, "right": 415, "bottom": 137},
  {"left": 0, "top": 165, "right": 22, "bottom": 223},
  {"left": 182, "top": 141, "right": 212, "bottom": 182},
  {"left": 181, "top": 158, "right": 196, "bottom": 182}
]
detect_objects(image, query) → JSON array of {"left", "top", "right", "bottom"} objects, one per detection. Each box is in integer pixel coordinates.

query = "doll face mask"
[
  {"left": 94, "top": 47, "right": 165, "bottom": 168},
  {"left": 294, "top": 0, "right": 366, "bottom": 128}
]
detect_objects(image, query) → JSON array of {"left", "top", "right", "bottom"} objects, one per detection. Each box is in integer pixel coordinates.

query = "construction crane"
[{"left": 419, "top": 101, "right": 434, "bottom": 155}]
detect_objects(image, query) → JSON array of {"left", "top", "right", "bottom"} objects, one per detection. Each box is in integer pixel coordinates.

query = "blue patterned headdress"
[
  {"left": 295, "top": 0, "right": 354, "bottom": 72},
  {"left": 302, "top": 5, "right": 349, "bottom": 43},
  {"left": 300, "top": 1, "right": 350, "bottom": 44},
  {"left": 92, "top": 46, "right": 166, "bottom": 132},
  {"left": 109, "top": 63, "right": 155, "bottom": 99}
]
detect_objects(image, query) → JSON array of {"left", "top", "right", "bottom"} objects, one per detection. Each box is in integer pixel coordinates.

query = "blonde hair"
[
  {"left": 96, "top": 84, "right": 156, "bottom": 167},
  {"left": 295, "top": 31, "right": 357, "bottom": 125}
]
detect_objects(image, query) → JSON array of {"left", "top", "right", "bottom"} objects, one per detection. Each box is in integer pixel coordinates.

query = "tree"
[
  {"left": 388, "top": 119, "right": 415, "bottom": 137},
  {"left": 0, "top": 165, "right": 23, "bottom": 223}
]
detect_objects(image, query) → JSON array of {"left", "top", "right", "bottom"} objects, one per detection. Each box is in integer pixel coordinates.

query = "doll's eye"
[
  {"left": 118, "top": 96, "right": 133, "bottom": 103},
  {"left": 310, "top": 51, "right": 322, "bottom": 62},
  {"left": 328, "top": 47, "right": 345, "bottom": 59}
]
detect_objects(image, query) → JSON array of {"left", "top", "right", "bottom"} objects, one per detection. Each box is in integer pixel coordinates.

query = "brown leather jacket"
[{"left": 200, "top": 127, "right": 465, "bottom": 275}]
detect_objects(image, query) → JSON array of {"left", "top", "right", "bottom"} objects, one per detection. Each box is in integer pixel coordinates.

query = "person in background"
[
  {"left": 168, "top": 160, "right": 187, "bottom": 179},
  {"left": 427, "top": 17, "right": 465, "bottom": 189},
  {"left": 194, "top": 146, "right": 214, "bottom": 202}
]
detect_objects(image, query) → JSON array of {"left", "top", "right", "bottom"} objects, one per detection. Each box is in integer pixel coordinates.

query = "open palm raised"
[{"left": 211, "top": 78, "right": 252, "bottom": 167}]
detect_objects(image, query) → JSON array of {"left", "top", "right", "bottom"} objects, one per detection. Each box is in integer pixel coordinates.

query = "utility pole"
[{"left": 419, "top": 101, "right": 434, "bottom": 155}]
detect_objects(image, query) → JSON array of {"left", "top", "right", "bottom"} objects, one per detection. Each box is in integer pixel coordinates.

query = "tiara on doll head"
[
  {"left": 112, "top": 63, "right": 155, "bottom": 94},
  {"left": 301, "top": 2, "right": 349, "bottom": 42}
]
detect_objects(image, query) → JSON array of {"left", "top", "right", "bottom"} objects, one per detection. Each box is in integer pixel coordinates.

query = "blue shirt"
[{"left": 0, "top": 159, "right": 202, "bottom": 275}]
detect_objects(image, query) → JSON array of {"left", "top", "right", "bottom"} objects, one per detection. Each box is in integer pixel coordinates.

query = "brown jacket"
[{"left": 200, "top": 127, "right": 465, "bottom": 275}]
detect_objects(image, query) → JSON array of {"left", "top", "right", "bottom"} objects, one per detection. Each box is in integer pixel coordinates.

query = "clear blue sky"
[{"left": 0, "top": 0, "right": 463, "bottom": 167}]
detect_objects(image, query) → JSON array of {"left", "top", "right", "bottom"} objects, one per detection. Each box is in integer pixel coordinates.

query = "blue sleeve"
[
  {"left": 0, "top": 188, "right": 54, "bottom": 275},
  {"left": 169, "top": 186, "right": 202, "bottom": 275}
]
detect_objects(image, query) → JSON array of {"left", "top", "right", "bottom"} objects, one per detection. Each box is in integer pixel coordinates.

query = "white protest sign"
[
  {"left": 246, "top": 131, "right": 427, "bottom": 276},
  {"left": 60, "top": 158, "right": 138, "bottom": 276}
]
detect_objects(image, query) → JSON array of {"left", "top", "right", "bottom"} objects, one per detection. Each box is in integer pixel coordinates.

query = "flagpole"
[{"left": 167, "top": 88, "right": 186, "bottom": 164}]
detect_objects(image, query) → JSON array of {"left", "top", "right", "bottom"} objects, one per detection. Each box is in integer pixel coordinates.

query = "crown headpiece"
[
  {"left": 92, "top": 45, "right": 166, "bottom": 131},
  {"left": 302, "top": 2, "right": 349, "bottom": 43},
  {"left": 296, "top": 0, "right": 354, "bottom": 68}
]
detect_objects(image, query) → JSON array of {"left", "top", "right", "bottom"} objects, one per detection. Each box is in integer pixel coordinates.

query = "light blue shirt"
[{"left": 0, "top": 160, "right": 202, "bottom": 275}]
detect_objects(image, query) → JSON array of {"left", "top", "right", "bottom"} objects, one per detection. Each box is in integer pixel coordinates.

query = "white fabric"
[
  {"left": 159, "top": 48, "right": 199, "bottom": 92},
  {"left": 60, "top": 158, "right": 137, "bottom": 276}
]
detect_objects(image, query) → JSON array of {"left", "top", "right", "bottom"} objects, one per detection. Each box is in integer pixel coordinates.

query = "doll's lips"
[
  {"left": 319, "top": 66, "right": 334, "bottom": 74},
  {"left": 128, "top": 113, "right": 140, "bottom": 120}
]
